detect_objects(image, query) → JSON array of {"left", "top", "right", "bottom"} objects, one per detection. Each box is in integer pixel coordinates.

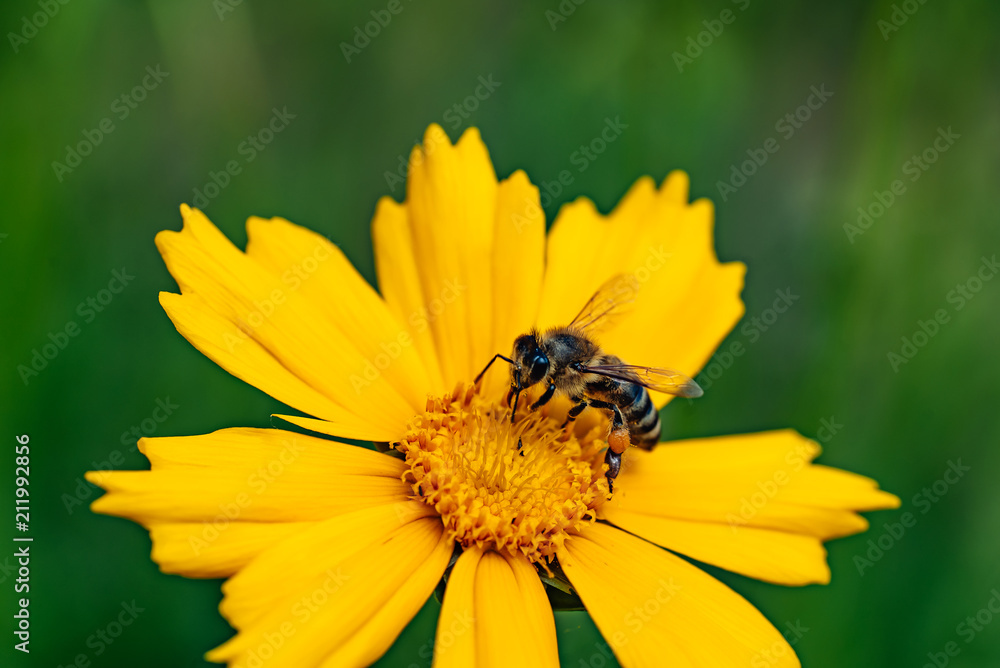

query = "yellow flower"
[{"left": 88, "top": 124, "right": 899, "bottom": 667}]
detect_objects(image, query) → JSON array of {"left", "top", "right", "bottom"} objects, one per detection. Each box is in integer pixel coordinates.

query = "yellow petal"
[
  {"left": 218, "top": 501, "right": 436, "bottom": 628},
  {"left": 377, "top": 126, "right": 547, "bottom": 393},
  {"left": 599, "top": 511, "right": 830, "bottom": 585},
  {"left": 371, "top": 196, "right": 447, "bottom": 393},
  {"left": 432, "top": 547, "right": 481, "bottom": 668},
  {"left": 604, "top": 430, "right": 900, "bottom": 541},
  {"left": 269, "top": 413, "right": 394, "bottom": 443},
  {"left": 157, "top": 205, "right": 418, "bottom": 434},
  {"left": 482, "top": 170, "right": 546, "bottom": 396},
  {"left": 660, "top": 169, "right": 690, "bottom": 203},
  {"left": 778, "top": 464, "right": 903, "bottom": 510},
  {"left": 475, "top": 552, "right": 559, "bottom": 668},
  {"left": 371, "top": 128, "right": 548, "bottom": 396},
  {"left": 87, "top": 428, "right": 410, "bottom": 524},
  {"left": 318, "top": 537, "right": 449, "bottom": 668},
  {"left": 147, "top": 520, "right": 316, "bottom": 578},
  {"left": 207, "top": 516, "right": 451, "bottom": 667},
  {"left": 160, "top": 292, "right": 391, "bottom": 440},
  {"left": 405, "top": 125, "right": 498, "bottom": 387},
  {"left": 537, "top": 173, "right": 746, "bottom": 409},
  {"left": 496, "top": 551, "right": 561, "bottom": 668},
  {"left": 244, "top": 215, "right": 436, "bottom": 410},
  {"left": 559, "top": 524, "right": 800, "bottom": 668},
  {"left": 433, "top": 549, "right": 559, "bottom": 668}
]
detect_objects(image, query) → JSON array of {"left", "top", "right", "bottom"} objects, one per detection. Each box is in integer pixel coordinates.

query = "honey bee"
[{"left": 475, "top": 274, "right": 703, "bottom": 492}]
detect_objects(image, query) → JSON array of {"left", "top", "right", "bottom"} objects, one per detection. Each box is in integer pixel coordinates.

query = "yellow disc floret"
[{"left": 396, "top": 384, "right": 610, "bottom": 564}]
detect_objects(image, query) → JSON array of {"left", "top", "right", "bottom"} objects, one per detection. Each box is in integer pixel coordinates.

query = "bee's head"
[{"left": 511, "top": 333, "right": 549, "bottom": 391}]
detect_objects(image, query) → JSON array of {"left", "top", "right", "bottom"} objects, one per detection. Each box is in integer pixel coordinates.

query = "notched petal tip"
[
  {"left": 561, "top": 195, "right": 601, "bottom": 216},
  {"left": 136, "top": 436, "right": 152, "bottom": 455},
  {"left": 688, "top": 195, "right": 716, "bottom": 218},
  {"left": 244, "top": 214, "right": 273, "bottom": 230},
  {"left": 628, "top": 173, "right": 658, "bottom": 195},
  {"left": 457, "top": 125, "right": 483, "bottom": 145},
  {"left": 374, "top": 194, "right": 406, "bottom": 217},
  {"left": 153, "top": 228, "right": 179, "bottom": 254},
  {"left": 422, "top": 122, "right": 451, "bottom": 149},
  {"left": 502, "top": 168, "right": 537, "bottom": 191},
  {"left": 156, "top": 290, "right": 178, "bottom": 306},
  {"left": 661, "top": 169, "right": 691, "bottom": 203}
]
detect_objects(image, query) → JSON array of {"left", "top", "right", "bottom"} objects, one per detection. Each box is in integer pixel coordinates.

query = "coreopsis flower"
[{"left": 88, "top": 125, "right": 898, "bottom": 667}]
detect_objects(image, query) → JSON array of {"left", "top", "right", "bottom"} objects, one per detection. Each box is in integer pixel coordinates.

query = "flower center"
[{"left": 396, "top": 384, "right": 610, "bottom": 564}]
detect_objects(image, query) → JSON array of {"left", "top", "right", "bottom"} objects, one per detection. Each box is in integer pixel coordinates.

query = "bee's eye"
[{"left": 528, "top": 352, "right": 549, "bottom": 383}]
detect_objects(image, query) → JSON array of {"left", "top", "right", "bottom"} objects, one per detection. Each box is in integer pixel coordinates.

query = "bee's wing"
[
  {"left": 583, "top": 363, "right": 704, "bottom": 398},
  {"left": 567, "top": 273, "right": 640, "bottom": 335}
]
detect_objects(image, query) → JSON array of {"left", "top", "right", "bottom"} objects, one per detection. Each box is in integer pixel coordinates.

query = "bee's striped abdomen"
[
  {"left": 584, "top": 356, "right": 661, "bottom": 450},
  {"left": 625, "top": 385, "right": 661, "bottom": 449}
]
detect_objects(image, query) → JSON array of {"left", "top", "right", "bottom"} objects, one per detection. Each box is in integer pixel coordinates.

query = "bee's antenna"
[
  {"left": 474, "top": 353, "right": 523, "bottom": 422},
  {"left": 474, "top": 353, "right": 516, "bottom": 385}
]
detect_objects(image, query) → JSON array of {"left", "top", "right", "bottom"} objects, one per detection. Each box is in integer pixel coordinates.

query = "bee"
[{"left": 475, "top": 274, "right": 703, "bottom": 492}]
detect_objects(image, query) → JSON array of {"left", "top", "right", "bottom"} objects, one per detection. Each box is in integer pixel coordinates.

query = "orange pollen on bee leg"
[
  {"left": 608, "top": 427, "right": 631, "bottom": 455},
  {"left": 395, "top": 383, "right": 611, "bottom": 564}
]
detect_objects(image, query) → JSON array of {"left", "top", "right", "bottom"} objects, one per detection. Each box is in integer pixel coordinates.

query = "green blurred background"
[{"left": 2, "top": 1, "right": 999, "bottom": 666}]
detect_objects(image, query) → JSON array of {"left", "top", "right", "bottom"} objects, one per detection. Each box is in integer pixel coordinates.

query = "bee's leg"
[
  {"left": 604, "top": 449, "right": 622, "bottom": 493},
  {"left": 590, "top": 399, "right": 631, "bottom": 490},
  {"left": 530, "top": 383, "right": 556, "bottom": 411},
  {"left": 560, "top": 396, "right": 588, "bottom": 428},
  {"left": 587, "top": 399, "right": 626, "bottom": 431}
]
